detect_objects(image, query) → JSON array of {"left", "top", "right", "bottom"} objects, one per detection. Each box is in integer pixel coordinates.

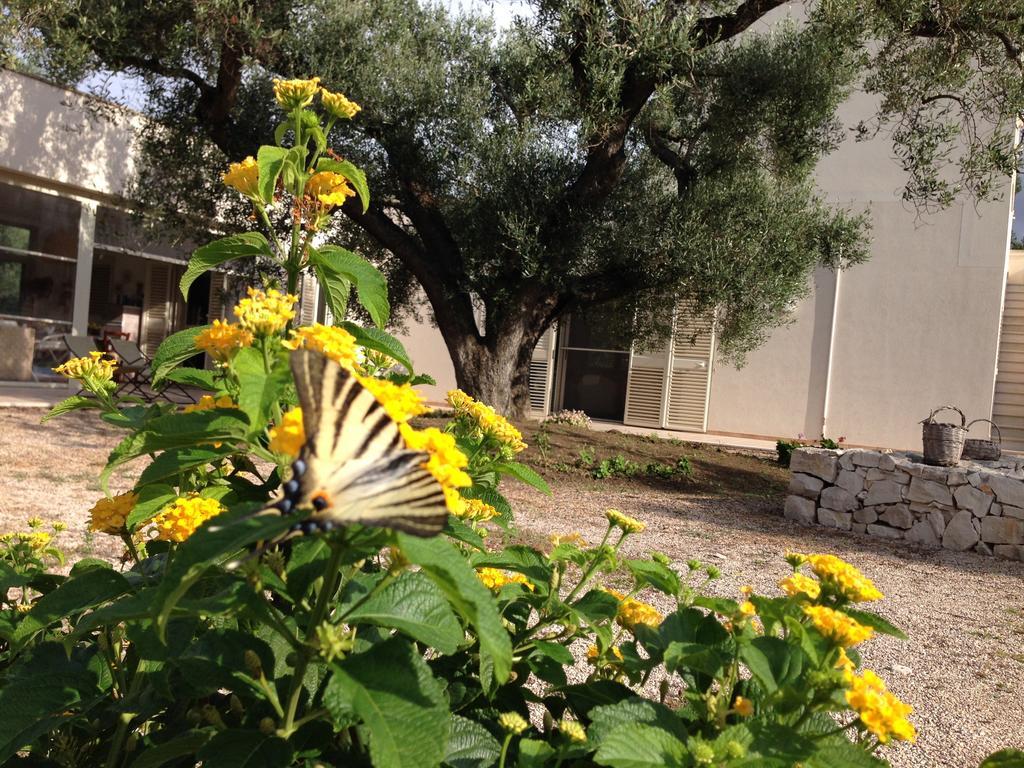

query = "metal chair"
[
  {"left": 61, "top": 334, "right": 100, "bottom": 361},
  {"left": 106, "top": 337, "right": 195, "bottom": 403}
]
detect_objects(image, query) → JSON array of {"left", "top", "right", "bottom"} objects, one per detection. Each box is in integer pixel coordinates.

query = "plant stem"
[
  {"left": 498, "top": 734, "right": 513, "bottom": 768},
  {"left": 104, "top": 661, "right": 144, "bottom": 768},
  {"left": 563, "top": 524, "right": 613, "bottom": 604},
  {"left": 280, "top": 539, "right": 346, "bottom": 736}
]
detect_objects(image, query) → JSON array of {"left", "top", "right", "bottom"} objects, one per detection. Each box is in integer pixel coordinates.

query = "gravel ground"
[{"left": 2, "top": 407, "right": 1022, "bottom": 766}]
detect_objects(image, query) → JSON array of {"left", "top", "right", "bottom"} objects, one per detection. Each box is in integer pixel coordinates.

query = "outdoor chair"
[
  {"left": 107, "top": 337, "right": 196, "bottom": 404},
  {"left": 62, "top": 334, "right": 100, "bottom": 361}
]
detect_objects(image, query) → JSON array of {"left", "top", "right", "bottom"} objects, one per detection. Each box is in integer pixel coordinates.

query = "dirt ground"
[{"left": 1, "top": 408, "right": 1022, "bottom": 766}]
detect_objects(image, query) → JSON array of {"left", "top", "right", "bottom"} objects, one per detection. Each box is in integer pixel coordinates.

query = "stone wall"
[{"left": 784, "top": 447, "right": 1024, "bottom": 561}]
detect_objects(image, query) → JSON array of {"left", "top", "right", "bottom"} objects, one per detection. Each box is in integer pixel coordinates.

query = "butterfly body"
[{"left": 277, "top": 349, "right": 449, "bottom": 537}]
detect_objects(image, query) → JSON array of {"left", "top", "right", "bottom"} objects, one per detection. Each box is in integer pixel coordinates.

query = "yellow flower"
[
  {"left": 320, "top": 88, "right": 361, "bottom": 119},
  {"left": 477, "top": 567, "right": 534, "bottom": 592},
  {"left": 269, "top": 407, "right": 306, "bottom": 458},
  {"left": 446, "top": 389, "right": 527, "bottom": 453},
  {"left": 398, "top": 424, "right": 471, "bottom": 515},
  {"left": 0, "top": 530, "right": 53, "bottom": 551},
  {"left": 802, "top": 554, "right": 883, "bottom": 602},
  {"left": 498, "top": 712, "right": 528, "bottom": 735},
  {"left": 739, "top": 584, "right": 753, "bottom": 596},
  {"left": 845, "top": 669, "right": 916, "bottom": 743},
  {"left": 357, "top": 375, "right": 427, "bottom": 424},
  {"left": 458, "top": 498, "right": 499, "bottom": 522},
  {"left": 605, "top": 508, "right": 645, "bottom": 534},
  {"left": 732, "top": 696, "right": 754, "bottom": 717},
  {"left": 285, "top": 324, "right": 359, "bottom": 370},
  {"left": 233, "top": 287, "right": 297, "bottom": 336},
  {"left": 196, "top": 320, "right": 254, "bottom": 362},
  {"left": 559, "top": 719, "right": 587, "bottom": 743},
  {"left": 605, "top": 589, "right": 663, "bottom": 631},
  {"left": 586, "top": 644, "right": 624, "bottom": 664},
  {"left": 222, "top": 156, "right": 260, "bottom": 199},
  {"left": 183, "top": 394, "right": 236, "bottom": 414},
  {"left": 802, "top": 605, "right": 874, "bottom": 647},
  {"left": 272, "top": 76, "right": 321, "bottom": 110},
  {"left": 88, "top": 491, "right": 139, "bottom": 535},
  {"left": 53, "top": 350, "right": 117, "bottom": 388},
  {"left": 550, "top": 531, "right": 587, "bottom": 548},
  {"left": 151, "top": 495, "right": 225, "bottom": 542},
  {"left": 779, "top": 572, "right": 822, "bottom": 600},
  {"left": 305, "top": 171, "right": 356, "bottom": 209},
  {"left": 738, "top": 601, "right": 756, "bottom": 618}
]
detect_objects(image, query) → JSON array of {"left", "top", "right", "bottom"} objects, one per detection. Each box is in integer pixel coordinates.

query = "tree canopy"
[{"left": 7, "top": 0, "right": 1023, "bottom": 413}]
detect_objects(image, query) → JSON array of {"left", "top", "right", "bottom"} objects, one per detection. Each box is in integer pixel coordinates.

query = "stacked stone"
[{"left": 784, "top": 447, "right": 1024, "bottom": 561}]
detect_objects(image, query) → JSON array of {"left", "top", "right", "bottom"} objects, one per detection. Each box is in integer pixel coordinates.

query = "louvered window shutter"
[
  {"left": 624, "top": 337, "right": 670, "bottom": 428},
  {"left": 528, "top": 325, "right": 557, "bottom": 416},
  {"left": 142, "top": 262, "right": 171, "bottom": 357},
  {"left": 207, "top": 272, "right": 226, "bottom": 321},
  {"left": 664, "top": 301, "right": 715, "bottom": 432},
  {"left": 299, "top": 274, "right": 318, "bottom": 326}
]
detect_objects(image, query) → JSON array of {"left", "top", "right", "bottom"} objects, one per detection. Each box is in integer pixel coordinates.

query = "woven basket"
[
  {"left": 920, "top": 405, "right": 966, "bottom": 466},
  {"left": 962, "top": 418, "right": 1001, "bottom": 462}
]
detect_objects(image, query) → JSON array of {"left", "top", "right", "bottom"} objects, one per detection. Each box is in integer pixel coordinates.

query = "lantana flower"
[
  {"left": 233, "top": 287, "right": 297, "bottom": 336},
  {"left": 151, "top": 495, "right": 225, "bottom": 542},
  {"left": 285, "top": 324, "right": 359, "bottom": 370},
  {"left": 320, "top": 88, "right": 361, "bottom": 119},
  {"left": 269, "top": 407, "right": 305, "bottom": 458},
  {"left": 222, "top": 156, "right": 260, "bottom": 200},
  {"left": 195, "top": 320, "right": 253, "bottom": 362},
  {"left": 272, "top": 76, "right": 321, "bottom": 110},
  {"left": 88, "top": 491, "right": 140, "bottom": 535}
]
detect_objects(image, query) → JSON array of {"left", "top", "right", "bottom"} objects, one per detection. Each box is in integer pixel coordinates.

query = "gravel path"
[
  {"left": 2, "top": 408, "right": 1022, "bottom": 766},
  {"left": 504, "top": 482, "right": 1024, "bottom": 767}
]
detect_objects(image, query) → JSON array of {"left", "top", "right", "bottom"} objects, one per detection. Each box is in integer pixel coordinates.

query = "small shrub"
[
  {"left": 593, "top": 454, "right": 641, "bottom": 479},
  {"left": 535, "top": 426, "right": 552, "bottom": 459},
  {"left": 577, "top": 446, "right": 596, "bottom": 467},
  {"left": 644, "top": 462, "right": 675, "bottom": 480},
  {"left": 542, "top": 409, "right": 593, "bottom": 429},
  {"left": 777, "top": 439, "right": 800, "bottom": 466},
  {"left": 675, "top": 456, "right": 693, "bottom": 477}
]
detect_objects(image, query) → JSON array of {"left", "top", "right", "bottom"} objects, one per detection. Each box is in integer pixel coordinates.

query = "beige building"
[
  {"left": 0, "top": 68, "right": 320, "bottom": 384},
  {"left": 398, "top": 92, "right": 1019, "bottom": 452}
]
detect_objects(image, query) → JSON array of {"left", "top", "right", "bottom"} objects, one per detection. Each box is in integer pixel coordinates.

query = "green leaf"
[
  {"left": 313, "top": 245, "right": 389, "bottom": 328},
  {"left": 843, "top": 608, "right": 908, "bottom": 640},
  {"left": 257, "top": 145, "right": 289, "bottom": 204},
  {"left": 151, "top": 326, "right": 208, "bottom": 386},
  {"left": 345, "top": 571, "right": 464, "bottom": 654},
  {"left": 397, "top": 534, "right": 512, "bottom": 688},
  {"left": 588, "top": 698, "right": 685, "bottom": 749},
  {"left": 493, "top": 462, "right": 550, "bottom": 494},
  {"left": 137, "top": 448, "right": 232, "bottom": 487},
  {"left": 0, "top": 561, "right": 27, "bottom": 592},
  {"left": 518, "top": 739, "right": 556, "bottom": 768},
  {"left": 127, "top": 483, "right": 177, "bottom": 530},
  {"left": 573, "top": 589, "right": 621, "bottom": 623},
  {"left": 324, "top": 637, "right": 450, "bottom": 768},
  {"left": 341, "top": 322, "right": 413, "bottom": 372},
  {"left": 625, "top": 559, "right": 681, "bottom": 597},
  {"left": 317, "top": 157, "right": 370, "bottom": 212},
  {"left": 41, "top": 394, "right": 101, "bottom": 423},
  {"left": 180, "top": 233, "right": 271, "bottom": 300},
  {"left": 981, "top": 750, "right": 1024, "bottom": 768},
  {"left": 132, "top": 730, "right": 215, "bottom": 768},
  {"left": 164, "top": 367, "right": 217, "bottom": 390},
  {"left": 739, "top": 636, "right": 803, "bottom": 694},
  {"left": 444, "top": 716, "right": 502, "bottom": 768},
  {"left": 593, "top": 723, "right": 686, "bottom": 768},
  {"left": 14, "top": 568, "right": 132, "bottom": 643},
  {"left": 195, "top": 730, "right": 293, "bottom": 768},
  {"left": 309, "top": 245, "right": 351, "bottom": 322}
]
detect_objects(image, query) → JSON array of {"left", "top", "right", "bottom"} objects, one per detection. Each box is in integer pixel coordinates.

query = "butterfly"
[{"left": 268, "top": 348, "right": 448, "bottom": 538}]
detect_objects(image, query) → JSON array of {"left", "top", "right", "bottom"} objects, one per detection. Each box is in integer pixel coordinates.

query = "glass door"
[{"left": 555, "top": 304, "right": 633, "bottom": 422}]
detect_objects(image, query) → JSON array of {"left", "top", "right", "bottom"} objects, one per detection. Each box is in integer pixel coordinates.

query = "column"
[{"left": 71, "top": 201, "right": 97, "bottom": 337}]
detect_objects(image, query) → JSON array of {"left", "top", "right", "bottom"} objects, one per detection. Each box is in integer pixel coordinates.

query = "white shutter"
[
  {"left": 142, "top": 262, "right": 171, "bottom": 356},
  {"left": 207, "top": 272, "right": 227, "bottom": 321},
  {"left": 299, "top": 273, "right": 318, "bottom": 326},
  {"left": 528, "top": 325, "right": 557, "bottom": 416},
  {"left": 664, "top": 301, "right": 715, "bottom": 432},
  {"left": 624, "top": 337, "right": 670, "bottom": 428}
]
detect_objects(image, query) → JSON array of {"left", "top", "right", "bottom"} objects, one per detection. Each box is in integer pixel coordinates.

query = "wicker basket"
[
  {"left": 962, "top": 418, "right": 1001, "bottom": 462},
  {"left": 920, "top": 405, "right": 966, "bottom": 466}
]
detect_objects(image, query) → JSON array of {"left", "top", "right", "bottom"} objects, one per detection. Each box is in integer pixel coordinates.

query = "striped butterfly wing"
[{"left": 289, "top": 349, "right": 448, "bottom": 536}]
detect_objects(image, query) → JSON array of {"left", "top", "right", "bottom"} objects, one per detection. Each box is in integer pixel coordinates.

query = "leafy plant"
[{"left": 542, "top": 410, "right": 593, "bottom": 430}]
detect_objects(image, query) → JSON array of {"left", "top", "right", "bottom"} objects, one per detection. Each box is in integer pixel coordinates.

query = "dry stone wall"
[{"left": 784, "top": 447, "right": 1024, "bottom": 561}]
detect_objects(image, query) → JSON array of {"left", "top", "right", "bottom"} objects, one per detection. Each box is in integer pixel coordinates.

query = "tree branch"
[{"left": 690, "top": 0, "right": 789, "bottom": 47}]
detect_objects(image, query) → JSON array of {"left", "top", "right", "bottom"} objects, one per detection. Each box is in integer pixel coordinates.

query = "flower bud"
[
  {"left": 259, "top": 716, "right": 277, "bottom": 735},
  {"left": 498, "top": 712, "right": 528, "bottom": 735},
  {"left": 244, "top": 650, "right": 263, "bottom": 677}
]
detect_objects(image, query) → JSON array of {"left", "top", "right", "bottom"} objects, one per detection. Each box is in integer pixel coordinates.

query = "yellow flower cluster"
[
  {"left": 321, "top": 88, "right": 362, "bottom": 119},
  {"left": 306, "top": 171, "right": 356, "bottom": 209},
  {"left": 550, "top": 531, "right": 587, "bottom": 548},
  {"left": 606, "top": 589, "right": 663, "bottom": 631},
  {"left": 184, "top": 394, "right": 236, "bottom": 414},
  {"left": 399, "top": 425, "right": 471, "bottom": 515},
  {"left": 152, "top": 495, "right": 225, "bottom": 543},
  {"left": 559, "top": 720, "right": 587, "bottom": 744},
  {"left": 458, "top": 498, "right": 499, "bottom": 523},
  {"left": 0, "top": 531, "right": 53, "bottom": 551},
  {"left": 802, "top": 605, "right": 874, "bottom": 647},
  {"left": 732, "top": 696, "right": 754, "bottom": 717},
  {"left": 586, "top": 644, "right": 624, "bottom": 663},
  {"left": 88, "top": 491, "right": 139, "bottom": 535},
  {"left": 223, "top": 156, "right": 260, "bottom": 199},
  {"left": 269, "top": 406, "right": 306, "bottom": 458},
  {"left": 800, "top": 554, "right": 883, "bottom": 602},
  {"left": 477, "top": 567, "right": 534, "bottom": 591},
  {"left": 498, "top": 712, "right": 528, "bottom": 735},
  {"left": 738, "top": 600, "right": 757, "bottom": 618},
  {"left": 53, "top": 351, "right": 117, "bottom": 386},
  {"left": 446, "top": 389, "right": 527, "bottom": 453},
  {"left": 272, "top": 76, "right": 321, "bottom": 110},
  {"left": 359, "top": 376, "right": 427, "bottom": 424},
  {"left": 285, "top": 324, "right": 359, "bottom": 370},
  {"left": 779, "top": 572, "right": 822, "bottom": 600},
  {"left": 605, "top": 508, "right": 645, "bottom": 534},
  {"left": 196, "top": 320, "right": 254, "bottom": 362},
  {"left": 844, "top": 668, "right": 916, "bottom": 743},
  {"left": 234, "top": 287, "right": 297, "bottom": 336}
]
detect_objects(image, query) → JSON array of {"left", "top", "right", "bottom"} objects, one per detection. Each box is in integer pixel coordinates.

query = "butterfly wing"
[{"left": 289, "top": 348, "right": 448, "bottom": 537}]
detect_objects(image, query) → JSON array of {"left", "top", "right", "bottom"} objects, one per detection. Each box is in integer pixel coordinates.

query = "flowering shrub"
[
  {"left": 0, "top": 77, "right": 932, "bottom": 768},
  {"left": 542, "top": 409, "right": 593, "bottom": 430}
]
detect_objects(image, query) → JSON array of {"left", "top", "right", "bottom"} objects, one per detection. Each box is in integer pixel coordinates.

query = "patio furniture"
[
  {"left": 61, "top": 334, "right": 100, "bottom": 360},
  {"left": 107, "top": 337, "right": 195, "bottom": 403}
]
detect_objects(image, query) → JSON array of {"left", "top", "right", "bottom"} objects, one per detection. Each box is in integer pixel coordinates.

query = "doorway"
[{"left": 555, "top": 304, "right": 633, "bottom": 422}]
